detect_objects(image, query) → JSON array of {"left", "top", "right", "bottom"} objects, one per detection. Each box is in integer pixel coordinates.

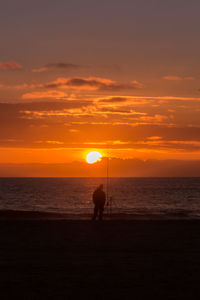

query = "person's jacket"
[{"left": 93, "top": 189, "right": 106, "bottom": 205}]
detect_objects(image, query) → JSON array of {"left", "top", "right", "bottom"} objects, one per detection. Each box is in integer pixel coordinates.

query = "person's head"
[{"left": 98, "top": 184, "right": 103, "bottom": 190}]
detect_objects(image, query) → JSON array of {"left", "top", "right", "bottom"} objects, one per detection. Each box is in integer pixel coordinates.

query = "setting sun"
[{"left": 86, "top": 151, "right": 102, "bottom": 164}]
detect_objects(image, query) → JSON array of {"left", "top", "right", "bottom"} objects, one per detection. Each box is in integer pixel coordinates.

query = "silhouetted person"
[{"left": 92, "top": 184, "right": 106, "bottom": 221}]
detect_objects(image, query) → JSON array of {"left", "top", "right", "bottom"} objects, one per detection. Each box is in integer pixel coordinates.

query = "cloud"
[
  {"left": 22, "top": 90, "right": 67, "bottom": 99},
  {"left": 131, "top": 80, "right": 144, "bottom": 88},
  {"left": 0, "top": 61, "right": 22, "bottom": 70},
  {"left": 32, "top": 63, "right": 81, "bottom": 73},
  {"left": 163, "top": 75, "right": 195, "bottom": 81},
  {"left": 139, "top": 114, "right": 169, "bottom": 123},
  {"left": 32, "top": 67, "right": 48, "bottom": 73},
  {"left": 36, "top": 140, "right": 64, "bottom": 145},
  {"left": 2, "top": 97, "right": 200, "bottom": 156},
  {"left": 83, "top": 140, "right": 131, "bottom": 146},
  {"left": 46, "top": 63, "right": 81, "bottom": 69},
  {"left": 147, "top": 136, "right": 163, "bottom": 140},
  {"left": 98, "top": 97, "right": 128, "bottom": 103},
  {"left": 44, "top": 76, "right": 144, "bottom": 91},
  {"left": 12, "top": 83, "right": 39, "bottom": 90},
  {"left": 99, "top": 106, "right": 146, "bottom": 116},
  {"left": 68, "top": 129, "right": 80, "bottom": 133}
]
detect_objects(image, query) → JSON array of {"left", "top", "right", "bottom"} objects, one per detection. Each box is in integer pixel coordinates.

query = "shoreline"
[{"left": 0, "top": 209, "right": 198, "bottom": 221}]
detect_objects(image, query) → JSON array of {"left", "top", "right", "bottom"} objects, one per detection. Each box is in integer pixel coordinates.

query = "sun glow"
[{"left": 86, "top": 151, "right": 102, "bottom": 164}]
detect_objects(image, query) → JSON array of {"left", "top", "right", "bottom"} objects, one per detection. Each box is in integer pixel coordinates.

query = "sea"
[{"left": 0, "top": 177, "right": 200, "bottom": 220}]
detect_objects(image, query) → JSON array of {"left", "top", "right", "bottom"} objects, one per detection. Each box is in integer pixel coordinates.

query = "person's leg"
[
  {"left": 92, "top": 205, "right": 98, "bottom": 220},
  {"left": 99, "top": 205, "right": 104, "bottom": 221}
]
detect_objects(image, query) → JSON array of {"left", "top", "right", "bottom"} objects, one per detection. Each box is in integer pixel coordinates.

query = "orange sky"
[
  {"left": 1, "top": 95, "right": 200, "bottom": 166},
  {"left": 1, "top": 1, "right": 200, "bottom": 176}
]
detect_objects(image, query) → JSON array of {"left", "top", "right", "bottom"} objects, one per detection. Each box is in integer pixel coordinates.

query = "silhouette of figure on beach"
[{"left": 92, "top": 184, "right": 106, "bottom": 221}]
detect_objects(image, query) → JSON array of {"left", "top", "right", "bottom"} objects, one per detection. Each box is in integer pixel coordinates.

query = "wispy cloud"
[
  {"left": 2, "top": 100, "right": 200, "bottom": 159},
  {"left": 32, "top": 63, "right": 81, "bottom": 73},
  {"left": 0, "top": 61, "right": 22, "bottom": 70},
  {"left": 22, "top": 90, "right": 67, "bottom": 99},
  {"left": 163, "top": 75, "right": 196, "bottom": 81},
  {"left": 32, "top": 67, "right": 48, "bottom": 73},
  {"left": 35, "top": 140, "right": 64, "bottom": 145},
  {"left": 98, "top": 97, "right": 128, "bottom": 103}
]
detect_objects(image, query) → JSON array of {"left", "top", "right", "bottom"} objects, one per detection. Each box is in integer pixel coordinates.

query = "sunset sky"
[{"left": 1, "top": 0, "right": 200, "bottom": 176}]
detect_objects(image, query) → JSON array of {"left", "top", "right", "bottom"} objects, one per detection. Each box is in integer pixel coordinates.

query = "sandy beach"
[{"left": 1, "top": 217, "right": 200, "bottom": 299}]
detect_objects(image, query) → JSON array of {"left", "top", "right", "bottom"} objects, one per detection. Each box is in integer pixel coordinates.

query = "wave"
[{"left": 0, "top": 209, "right": 199, "bottom": 221}]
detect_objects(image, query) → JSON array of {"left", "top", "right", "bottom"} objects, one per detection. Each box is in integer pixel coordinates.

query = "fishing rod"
[
  {"left": 105, "top": 148, "right": 119, "bottom": 219},
  {"left": 106, "top": 147, "right": 113, "bottom": 219}
]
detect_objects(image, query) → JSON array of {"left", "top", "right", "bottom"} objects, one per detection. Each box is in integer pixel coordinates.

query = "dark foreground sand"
[{"left": 1, "top": 219, "right": 200, "bottom": 299}]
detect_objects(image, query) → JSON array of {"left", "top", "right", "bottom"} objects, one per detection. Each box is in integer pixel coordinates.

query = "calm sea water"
[{"left": 0, "top": 177, "right": 200, "bottom": 219}]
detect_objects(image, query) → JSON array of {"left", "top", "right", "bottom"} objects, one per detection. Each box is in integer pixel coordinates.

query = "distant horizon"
[
  {"left": 1, "top": 158, "right": 200, "bottom": 177},
  {"left": 1, "top": 176, "right": 200, "bottom": 178}
]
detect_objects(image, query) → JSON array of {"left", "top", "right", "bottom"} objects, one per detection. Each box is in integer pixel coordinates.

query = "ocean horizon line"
[{"left": 1, "top": 176, "right": 200, "bottom": 178}]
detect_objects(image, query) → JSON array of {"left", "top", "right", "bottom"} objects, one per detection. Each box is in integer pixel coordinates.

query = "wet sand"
[{"left": 1, "top": 219, "right": 200, "bottom": 299}]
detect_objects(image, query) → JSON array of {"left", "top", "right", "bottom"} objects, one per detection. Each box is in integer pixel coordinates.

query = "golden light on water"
[{"left": 86, "top": 151, "right": 102, "bottom": 164}]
